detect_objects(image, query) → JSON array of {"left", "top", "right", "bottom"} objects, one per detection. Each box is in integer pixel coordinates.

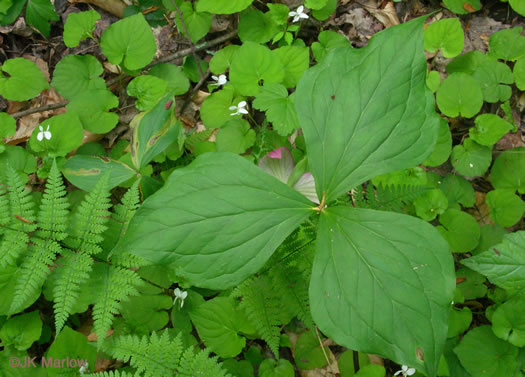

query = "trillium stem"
[{"left": 315, "top": 192, "right": 326, "bottom": 213}]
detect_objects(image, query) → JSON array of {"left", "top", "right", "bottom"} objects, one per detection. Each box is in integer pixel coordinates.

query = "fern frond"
[
  {"left": 184, "top": 128, "right": 214, "bottom": 151},
  {"left": 37, "top": 160, "right": 70, "bottom": 241},
  {"left": 110, "top": 252, "right": 149, "bottom": 269},
  {"left": 53, "top": 250, "right": 93, "bottom": 333},
  {"left": 270, "top": 263, "right": 313, "bottom": 329},
  {"left": 177, "top": 347, "right": 231, "bottom": 377},
  {"left": 5, "top": 166, "right": 36, "bottom": 232},
  {"left": 107, "top": 182, "right": 140, "bottom": 260},
  {"left": 10, "top": 238, "right": 62, "bottom": 314},
  {"left": 0, "top": 230, "right": 29, "bottom": 267},
  {"left": 353, "top": 184, "right": 430, "bottom": 213},
  {"left": 85, "top": 372, "right": 138, "bottom": 377},
  {"left": 0, "top": 180, "right": 10, "bottom": 233},
  {"left": 66, "top": 173, "right": 112, "bottom": 256},
  {"left": 10, "top": 162, "right": 70, "bottom": 314},
  {"left": 107, "top": 330, "right": 182, "bottom": 377},
  {"left": 232, "top": 275, "right": 281, "bottom": 356},
  {"left": 93, "top": 264, "right": 142, "bottom": 348}
]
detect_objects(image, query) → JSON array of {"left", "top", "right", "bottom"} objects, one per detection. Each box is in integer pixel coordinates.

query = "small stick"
[
  {"left": 168, "top": 0, "right": 205, "bottom": 80},
  {"left": 10, "top": 31, "right": 238, "bottom": 119}
]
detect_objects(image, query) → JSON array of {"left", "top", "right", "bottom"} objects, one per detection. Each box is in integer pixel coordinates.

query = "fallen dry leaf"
[
  {"left": 6, "top": 88, "right": 67, "bottom": 145},
  {"left": 466, "top": 192, "right": 493, "bottom": 225},
  {"left": 68, "top": 0, "right": 126, "bottom": 18},
  {"left": 364, "top": 0, "right": 400, "bottom": 29}
]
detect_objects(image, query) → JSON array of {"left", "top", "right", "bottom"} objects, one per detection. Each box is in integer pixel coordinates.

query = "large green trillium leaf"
[
  {"left": 295, "top": 17, "right": 439, "bottom": 202},
  {"left": 120, "top": 153, "right": 314, "bottom": 289},
  {"left": 311, "top": 206, "right": 455, "bottom": 377}
]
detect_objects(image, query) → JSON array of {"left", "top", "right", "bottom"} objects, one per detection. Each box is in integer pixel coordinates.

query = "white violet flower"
[
  {"left": 37, "top": 125, "right": 51, "bottom": 141},
  {"left": 289, "top": 5, "right": 309, "bottom": 23},
  {"left": 79, "top": 362, "right": 88, "bottom": 375},
  {"left": 394, "top": 365, "right": 416, "bottom": 376},
  {"left": 173, "top": 287, "right": 188, "bottom": 309},
  {"left": 211, "top": 74, "right": 228, "bottom": 86},
  {"left": 229, "top": 101, "right": 249, "bottom": 116}
]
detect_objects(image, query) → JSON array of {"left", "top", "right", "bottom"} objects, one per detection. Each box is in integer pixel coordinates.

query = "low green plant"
[{"left": 119, "top": 17, "right": 456, "bottom": 377}]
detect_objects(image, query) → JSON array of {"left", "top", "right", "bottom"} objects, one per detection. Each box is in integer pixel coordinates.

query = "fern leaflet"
[
  {"left": 232, "top": 275, "right": 281, "bottom": 357},
  {"left": 36, "top": 160, "right": 70, "bottom": 241},
  {"left": 85, "top": 372, "right": 138, "bottom": 377},
  {"left": 93, "top": 264, "right": 142, "bottom": 348},
  {"left": 177, "top": 347, "right": 231, "bottom": 377},
  {"left": 11, "top": 161, "right": 70, "bottom": 313},
  {"left": 65, "top": 173, "right": 111, "bottom": 256},
  {"left": 269, "top": 263, "right": 313, "bottom": 329},
  {"left": 106, "top": 330, "right": 182, "bottom": 377},
  {"left": 53, "top": 249, "right": 93, "bottom": 333}
]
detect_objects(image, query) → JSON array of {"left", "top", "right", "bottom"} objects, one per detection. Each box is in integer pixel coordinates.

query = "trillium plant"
[{"left": 120, "top": 18, "right": 455, "bottom": 377}]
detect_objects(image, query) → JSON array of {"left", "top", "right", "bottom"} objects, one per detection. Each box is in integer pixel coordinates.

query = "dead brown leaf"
[
  {"left": 6, "top": 88, "right": 67, "bottom": 145},
  {"left": 466, "top": 192, "right": 493, "bottom": 225},
  {"left": 364, "top": 0, "right": 400, "bottom": 29},
  {"left": 68, "top": 0, "right": 126, "bottom": 18}
]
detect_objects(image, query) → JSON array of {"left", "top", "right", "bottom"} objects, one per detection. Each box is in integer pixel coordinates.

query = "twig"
[
  {"left": 12, "top": 102, "right": 69, "bottom": 119},
  {"left": 315, "top": 326, "right": 336, "bottom": 375},
  {"left": 169, "top": 0, "right": 205, "bottom": 80},
  {"left": 178, "top": 67, "right": 210, "bottom": 116},
  {"left": 10, "top": 30, "right": 238, "bottom": 120},
  {"left": 151, "top": 29, "right": 238, "bottom": 66}
]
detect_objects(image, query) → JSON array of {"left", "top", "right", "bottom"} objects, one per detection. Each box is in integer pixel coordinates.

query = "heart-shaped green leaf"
[
  {"left": 28, "top": 113, "right": 83, "bottom": 157},
  {"left": 238, "top": 9, "right": 278, "bottom": 44},
  {"left": 216, "top": 119, "right": 256, "bottom": 154},
  {"left": 472, "top": 59, "right": 514, "bottom": 103},
  {"left": 488, "top": 27, "right": 525, "bottom": 62},
  {"left": 230, "top": 42, "right": 284, "bottom": 96},
  {"left": 0, "top": 310, "right": 42, "bottom": 350},
  {"left": 63, "top": 10, "right": 100, "bottom": 47},
  {"left": 450, "top": 138, "right": 491, "bottom": 177},
  {"left": 172, "top": 1, "right": 211, "bottom": 43},
  {"left": 424, "top": 18, "right": 464, "bottom": 58},
  {"left": 51, "top": 55, "right": 106, "bottom": 100},
  {"left": 100, "top": 13, "right": 156, "bottom": 70},
  {"left": 443, "top": 0, "right": 481, "bottom": 14},
  {"left": 436, "top": 73, "right": 483, "bottom": 118},
  {"left": 127, "top": 75, "right": 168, "bottom": 111},
  {"left": 66, "top": 89, "right": 119, "bottom": 134},
  {"left": 0, "top": 58, "right": 49, "bottom": 101},
  {"left": 453, "top": 326, "right": 518, "bottom": 377},
  {"left": 190, "top": 297, "right": 246, "bottom": 358},
  {"left": 26, "top": 0, "right": 59, "bottom": 37},
  {"left": 490, "top": 147, "right": 525, "bottom": 194},
  {"left": 296, "top": 17, "right": 439, "bottom": 202},
  {"left": 311, "top": 206, "right": 455, "bottom": 377},
  {"left": 253, "top": 84, "right": 300, "bottom": 136},
  {"left": 469, "top": 114, "right": 512, "bottom": 146},
  {"left": 0, "top": 113, "right": 16, "bottom": 139},
  {"left": 119, "top": 153, "right": 313, "bottom": 289},
  {"left": 437, "top": 209, "right": 480, "bottom": 252},
  {"left": 485, "top": 189, "right": 525, "bottom": 227},
  {"left": 196, "top": 0, "right": 253, "bottom": 14}
]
